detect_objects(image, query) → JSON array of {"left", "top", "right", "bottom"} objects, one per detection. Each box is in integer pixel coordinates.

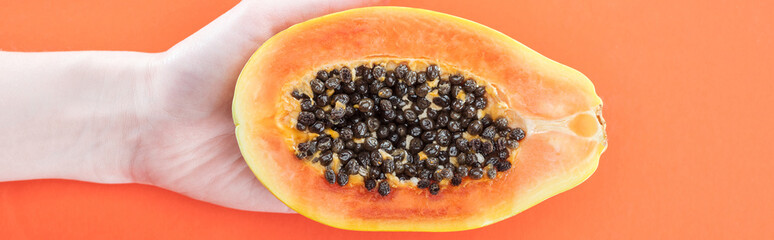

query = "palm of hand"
[{"left": 129, "top": 0, "right": 376, "bottom": 212}]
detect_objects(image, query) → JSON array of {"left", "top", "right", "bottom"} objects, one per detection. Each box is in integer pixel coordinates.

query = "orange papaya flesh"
[{"left": 233, "top": 7, "right": 607, "bottom": 231}]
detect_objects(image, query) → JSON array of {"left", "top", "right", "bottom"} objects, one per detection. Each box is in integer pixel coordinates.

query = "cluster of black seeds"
[{"left": 291, "top": 63, "right": 525, "bottom": 196}]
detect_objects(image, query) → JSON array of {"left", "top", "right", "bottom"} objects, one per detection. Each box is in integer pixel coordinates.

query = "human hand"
[{"left": 130, "top": 0, "right": 381, "bottom": 212}]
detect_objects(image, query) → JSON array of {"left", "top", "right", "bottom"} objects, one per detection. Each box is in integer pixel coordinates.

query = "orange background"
[{"left": 1, "top": 0, "right": 773, "bottom": 239}]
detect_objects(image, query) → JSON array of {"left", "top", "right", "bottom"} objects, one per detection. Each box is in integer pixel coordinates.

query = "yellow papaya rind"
[{"left": 233, "top": 7, "right": 606, "bottom": 231}]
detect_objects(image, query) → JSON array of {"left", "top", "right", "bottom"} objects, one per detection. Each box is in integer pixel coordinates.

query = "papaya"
[{"left": 232, "top": 7, "right": 607, "bottom": 231}]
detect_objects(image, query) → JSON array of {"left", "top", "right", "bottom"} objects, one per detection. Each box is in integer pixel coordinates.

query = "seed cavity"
[{"left": 290, "top": 63, "right": 525, "bottom": 196}]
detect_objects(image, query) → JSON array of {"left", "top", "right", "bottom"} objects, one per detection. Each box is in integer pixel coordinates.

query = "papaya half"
[{"left": 232, "top": 7, "right": 607, "bottom": 231}]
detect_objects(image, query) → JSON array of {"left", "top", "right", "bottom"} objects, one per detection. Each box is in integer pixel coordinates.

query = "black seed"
[
  {"left": 409, "top": 126, "right": 422, "bottom": 137},
  {"left": 455, "top": 138, "right": 470, "bottom": 152},
  {"left": 339, "top": 149, "right": 354, "bottom": 162},
  {"left": 464, "top": 94, "right": 476, "bottom": 106},
  {"left": 300, "top": 99, "right": 315, "bottom": 111},
  {"left": 495, "top": 117, "right": 509, "bottom": 130},
  {"left": 433, "top": 169, "right": 444, "bottom": 181},
  {"left": 364, "top": 137, "right": 378, "bottom": 151},
  {"left": 507, "top": 139, "right": 520, "bottom": 149},
  {"left": 319, "top": 150, "right": 333, "bottom": 166},
  {"left": 315, "top": 94, "right": 330, "bottom": 107},
  {"left": 480, "top": 141, "right": 494, "bottom": 155},
  {"left": 325, "top": 77, "right": 340, "bottom": 90},
  {"left": 457, "top": 165, "right": 470, "bottom": 178},
  {"left": 339, "top": 128, "right": 353, "bottom": 141},
  {"left": 356, "top": 81, "right": 369, "bottom": 94},
  {"left": 487, "top": 168, "right": 497, "bottom": 179},
  {"left": 421, "top": 130, "right": 436, "bottom": 142},
  {"left": 313, "top": 109, "right": 325, "bottom": 120},
  {"left": 436, "top": 129, "right": 451, "bottom": 146},
  {"left": 481, "top": 126, "right": 497, "bottom": 140},
  {"left": 498, "top": 150, "right": 510, "bottom": 160},
  {"left": 463, "top": 79, "right": 477, "bottom": 92},
  {"left": 428, "top": 183, "right": 440, "bottom": 195},
  {"left": 495, "top": 160, "right": 512, "bottom": 172},
  {"left": 316, "top": 70, "right": 329, "bottom": 81},
  {"left": 417, "top": 179, "right": 431, "bottom": 188},
  {"left": 416, "top": 98, "right": 431, "bottom": 109},
  {"left": 469, "top": 139, "right": 482, "bottom": 153},
  {"left": 312, "top": 79, "right": 327, "bottom": 95},
  {"left": 310, "top": 121, "right": 325, "bottom": 133},
  {"left": 481, "top": 114, "right": 493, "bottom": 127},
  {"left": 409, "top": 138, "right": 424, "bottom": 153},
  {"left": 373, "top": 65, "right": 385, "bottom": 78},
  {"left": 332, "top": 94, "right": 349, "bottom": 105},
  {"left": 383, "top": 110, "right": 396, "bottom": 120},
  {"left": 378, "top": 88, "right": 393, "bottom": 99},
  {"left": 341, "top": 67, "right": 352, "bottom": 81},
  {"left": 438, "top": 154, "right": 449, "bottom": 165},
  {"left": 426, "top": 65, "right": 440, "bottom": 80},
  {"left": 395, "top": 64, "right": 409, "bottom": 78},
  {"left": 485, "top": 154, "right": 499, "bottom": 166},
  {"left": 435, "top": 111, "right": 449, "bottom": 128},
  {"left": 433, "top": 96, "right": 450, "bottom": 107},
  {"left": 332, "top": 138, "right": 345, "bottom": 153},
  {"left": 419, "top": 169, "right": 432, "bottom": 179},
  {"left": 467, "top": 120, "right": 483, "bottom": 135},
  {"left": 473, "top": 86, "right": 486, "bottom": 96},
  {"left": 451, "top": 85, "right": 464, "bottom": 97},
  {"left": 316, "top": 135, "right": 332, "bottom": 150},
  {"left": 425, "top": 157, "right": 439, "bottom": 169},
  {"left": 378, "top": 181, "right": 391, "bottom": 196},
  {"left": 366, "top": 117, "right": 380, "bottom": 131},
  {"left": 463, "top": 105, "right": 477, "bottom": 119},
  {"left": 324, "top": 168, "right": 336, "bottom": 184},
  {"left": 509, "top": 127, "right": 526, "bottom": 141},
  {"left": 379, "top": 140, "right": 393, "bottom": 151},
  {"left": 470, "top": 167, "right": 484, "bottom": 179},
  {"left": 448, "top": 120, "right": 462, "bottom": 132},
  {"left": 297, "top": 111, "right": 315, "bottom": 126},
  {"left": 405, "top": 165, "right": 417, "bottom": 177},
  {"left": 291, "top": 89, "right": 308, "bottom": 99},
  {"left": 384, "top": 74, "right": 397, "bottom": 87},
  {"left": 382, "top": 158, "right": 395, "bottom": 173},
  {"left": 394, "top": 163, "right": 405, "bottom": 174},
  {"left": 405, "top": 71, "right": 418, "bottom": 85},
  {"left": 365, "top": 178, "right": 376, "bottom": 191},
  {"left": 451, "top": 176, "right": 462, "bottom": 186},
  {"left": 331, "top": 107, "right": 345, "bottom": 120},
  {"left": 337, "top": 171, "right": 349, "bottom": 186},
  {"left": 441, "top": 168, "right": 454, "bottom": 179},
  {"left": 417, "top": 71, "right": 428, "bottom": 84},
  {"left": 448, "top": 145, "right": 459, "bottom": 156},
  {"left": 451, "top": 99, "right": 465, "bottom": 112},
  {"left": 354, "top": 122, "right": 368, "bottom": 137},
  {"left": 415, "top": 84, "right": 431, "bottom": 98},
  {"left": 449, "top": 74, "right": 464, "bottom": 85},
  {"left": 358, "top": 98, "right": 374, "bottom": 112},
  {"left": 423, "top": 144, "right": 441, "bottom": 157},
  {"left": 495, "top": 137, "right": 509, "bottom": 151},
  {"left": 377, "top": 126, "right": 391, "bottom": 139},
  {"left": 342, "top": 81, "right": 356, "bottom": 93},
  {"left": 295, "top": 151, "right": 307, "bottom": 159},
  {"left": 420, "top": 118, "right": 435, "bottom": 130},
  {"left": 473, "top": 97, "right": 488, "bottom": 109}
]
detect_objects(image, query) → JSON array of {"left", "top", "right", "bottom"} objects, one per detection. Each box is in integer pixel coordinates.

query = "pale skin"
[{"left": 0, "top": 0, "right": 381, "bottom": 213}]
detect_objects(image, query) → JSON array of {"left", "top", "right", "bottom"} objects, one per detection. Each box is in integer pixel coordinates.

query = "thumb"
[{"left": 161, "top": 0, "right": 383, "bottom": 85}]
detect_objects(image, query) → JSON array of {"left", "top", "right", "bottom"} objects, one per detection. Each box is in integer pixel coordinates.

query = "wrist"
[{"left": 0, "top": 51, "right": 157, "bottom": 184}]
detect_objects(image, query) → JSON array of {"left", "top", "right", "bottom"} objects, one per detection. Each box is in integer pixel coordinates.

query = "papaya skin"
[{"left": 233, "top": 7, "right": 606, "bottom": 231}]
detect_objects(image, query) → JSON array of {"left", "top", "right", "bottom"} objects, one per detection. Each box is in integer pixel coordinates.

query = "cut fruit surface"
[{"left": 233, "top": 6, "right": 606, "bottom": 232}]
